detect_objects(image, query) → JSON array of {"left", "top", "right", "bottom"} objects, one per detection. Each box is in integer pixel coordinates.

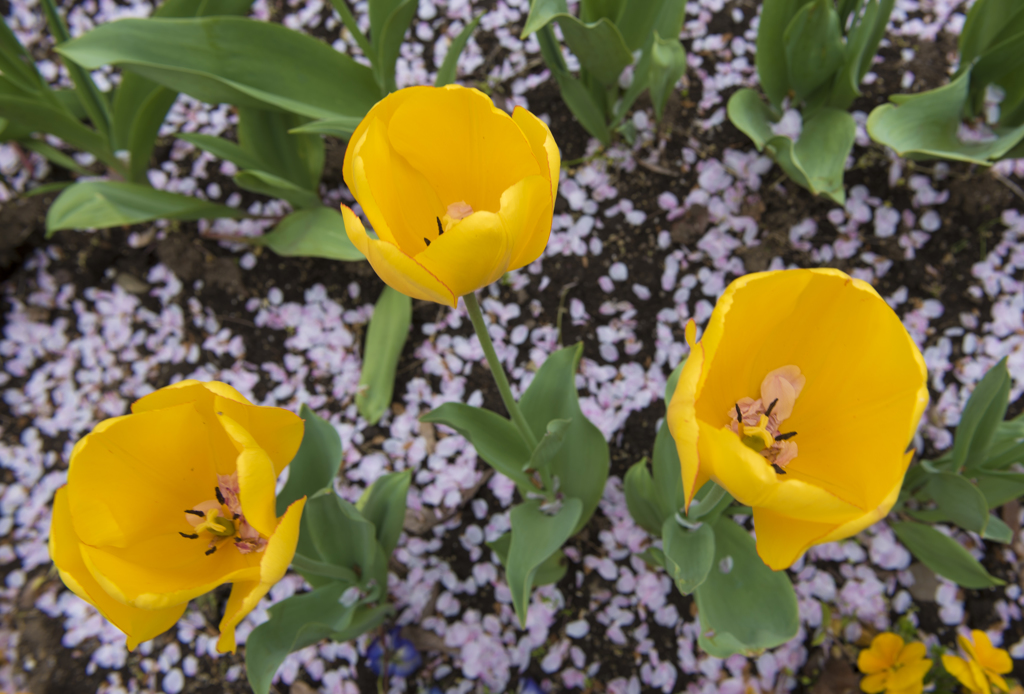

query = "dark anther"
[
  {"left": 423, "top": 237, "right": 431, "bottom": 247},
  {"left": 234, "top": 536, "right": 242, "bottom": 542},
  {"left": 179, "top": 532, "right": 199, "bottom": 539},
  {"left": 436, "top": 217, "right": 444, "bottom": 236},
  {"left": 775, "top": 431, "right": 797, "bottom": 441},
  {"left": 233, "top": 513, "right": 240, "bottom": 520},
  {"left": 735, "top": 404, "right": 743, "bottom": 422},
  {"left": 184, "top": 509, "right": 205, "bottom": 517},
  {"left": 771, "top": 463, "right": 787, "bottom": 475},
  {"left": 764, "top": 398, "right": 779, "bottom": 418},
  {"left": 205, "top": 546, "right": 217, "bottom": 556},
  {"left": 215, "top": 487, "right": 225, "bottom": 505}
]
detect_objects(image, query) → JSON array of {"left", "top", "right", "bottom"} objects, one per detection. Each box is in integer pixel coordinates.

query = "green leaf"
[
  {"left": 178, "top": 132, "right": 266, "bottom": 172},
  {"left": 756, "top": 0, "right": 815, "bottom": 107},
  {"left": 506, "top": 498, "right": 582, "bottom": 625},
  {"left": 959, "top": 0, "right": 1024, "bottom": 67},
  {"left": 521, "top": 0, "right": 633, "bottom": 86},
  {"left": 420, "top": 403, "right": 533, "bottom": 489},
  {"left": 287, "top": 116, "right": 361, "bottom": 140},
  {"left": 0, "top": 19, "right": 47, "bottom": 95},
  {"left": 23, "top": 180, "right": 74, "bottom": 197},
  {"left": 767, "top": 107, "right": 856, "bottom": 203},
  {"left": 974, "top": 470, "right": 1024, "bottom": 509},
  {"left": 727, "top": 88, "right": 777, "bottom": 150},
  {"left": 581, "top": 0, "right": 626, "bottom": 23},
  {"left": 651, "top": 418, "right": 685, "bottom": 520},
  {"left": 867, "top": 71, "right": 1024, "bottom": 164},
  {"left": 57, "top": 17, "right": 380, "bottom": 123},
  {"left": 956, "top": 357, "right": 1011, "bottom": 471},
  {"left": 237, "top": 107, "right": 324, "bottom": 190},
  {"left": 694, "top": 517, "right": 799, "bottom": 657},
  {"left": 624, "top": 460, "right": 665, "bottom": 536},
  {"left": 276, "top": 404, "right": 342, "bottom": 515},
  {"left": 0, "top": 94, "right": 110, "bottom": 161},
  {"left": 251, "top": 208, "right": 364, "bottom": 261},
  {"left": 616, "top": 0, "right": 671, "bottom": 52},
  {"left": 891, "top": 521, "right": 1004, "bottom": 589},
  {"left": 925, "top": 472, "right": 990, "bottom": 533},
  {"left": 783, "top": 0, "right": 844, "bottom": 101},
  {"left": 487, "top": 532, "right": 569, "bottom": 586},
  {"left": 526, "top": 418, "right": 572, "bottom": 473},
  {"left": 662, "top": 518, "right": 715, "bottom": 595},
  {"left": 982, "top": 416, "right": 1024, "bottom": 469},
  {"left": 638, "top": 546, "right": 665, "bottom": 568},
  {"left": 233, "top": 170, "right": 323, "bottom": 209},
  {"left": 46, "top": 180, "right": 245, "bottom": 234},
  {"left": 356, "top": 286, "right": 412, "bottom": 425},
  {"left": 648, "top": 31, "right": 687, "bottom": 120},
  {"left": 119, "top": 81, "right": 178, "bottom": 183},
  {"left": 357, "top": 470, "right": 412, "bottom": 557},
  {"left": 20, "top": 138, "right": 91, "bottom": 175},
  {"left": 435, "top": 14, "right": 482, "bottom": 87},
  {"left": 304, "top": 492, "right": 385, "bottom": 583},
  {"left": 829, "top": 0, "right": 887, "bottom": 110},
  {"left": 375, "top": 0, "right": 418, "bottom": 93},
  {"left": 982, "top": 515, "right": 1014, "bottom": 544},
  {"left": 519, "top": 343, "right": 610, "bottom": 534},
  {"left": 555, "top": 71, "right": 612, "bottom": 143},
  {"left": 328, "top": 0, "right": 373, "bottom": 58}
]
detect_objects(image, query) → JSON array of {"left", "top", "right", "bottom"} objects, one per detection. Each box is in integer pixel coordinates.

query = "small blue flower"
[
  {"left": 367, "top": 628, "right": 423, "bottom": 677},
  {"left": 519, "top": 678, "right": 544, "bottom": 694}
]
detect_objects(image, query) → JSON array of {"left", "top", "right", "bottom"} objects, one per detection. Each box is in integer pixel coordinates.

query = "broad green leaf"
[
  {"left": 638, "top": 546, "right": 665, "bottom": 568},
  {"left": 662, "top": 518, "right": 715, "bottom": 595},
  {"left": 356, "top": 470, "right": 412, "bottom": 557},
  {"left": 245, "top": 582, "right": 354, "bottom": 694},
  {"left": 304, "top": 493, "right": 385, "bottom": 583},
  {"left": 287, "top": 116, "right": 361, "bottom": 139},
  {"left": 974, "top": 470, "right": 1024, "bottom": 509},
  {"left": 276, "top": 404, "right": 342, "bottom": 515},
  {"left": 23, "top": 180, "right": 74, "bottom": 196},
  {"left": 580, "top": 0, "right": 626, "bottom": 24},
  {"left": 767, "top": 107, "right": 856, "bottom": 203},
  {"left": 178, "top": 133, "right": 265, "bottom": 172},
  {"left": 624, "top": 460, "right": 664, "bottom": 536},
  {"left": 46, "top": 180, "right": 245, "bottom": 234},
  {"left": 616, "top": 0, "right": 671, "bottom": 52},
  {"left": 328, "top": 0, "right": 373, "bottom": 58},
  {"left": 435, "top": 14, "right": 483, "bottom": 87},
  {"left": 162, "top": 0, "right": 257, "bottom": 17},
  {"left": 651, "top": 420, "right": 685, "bottom": 523},
  {"left": 20, "top": 139, "right": 91, "bottom": 175},
  {"left": 519, "top": 343, "right": 610, "bottom": 533},
  {"left": 251, "top": 208, "right": 364, "bottom": 261},
  {"left": 727, "top": 88, "right": 776, "bottom": 150},
  {"left": 420, "top": 403, "right": 533, "bottom": 490},
  {"left": 233, "top": 170, "right": 323, "bottom": 209},
  {"left": 237, "top": 107, "right": 324, "bottom": 190},
  {"left": 959, "top": 0, "right": 1024, "bottom": 67},
  {"left": 925, "top": 472, "right": 990, "bottom": 533},
  {"left": 526, "top": 418, "right": 572, "bottom": 473},
  {"left": 522, "top": 0, "right": 570, "bottom": 37},
  {"left": 356, "top": 286, "right": 412, "bottom": 425},
  {"left": 756, "top": 0, "right": 815, "bottom": 107},
  {"left": 649, "top": 31, "right": 687, "bottom": 120},
  {"left": 506, "top": 498, "right": 582, "bottom": 625},
  {"left": 554, "top": 71, "right": 612, "bottom": 143},
  {"left": 520, "top": 0, "right": 632, "bottom": 86},
  {"left": 0, "top": 95, "right": 110, "bottom": 160},
  {"left": 867, "top": 71, "right": 1024, "bottom": 164},
  {"left": 368, "top": 0, "right": 406, "bottom": 59},
  {"left": 487, "top": 532, "right": 569, "bottom": 587},
  {"left": 0, "top": 19, "right": 46, "bottom": 94},
  {"left": 891, "top": 521, "right": 1004, "bottom": 589},
  {"left": 694, "top": 517, "right": 799, "bottom": 657},
  {"left": 982, "top": 415, "right": 1024, "bottom": 469},
  {"left": 968, "top": 31, "right": 1024, "bottom": 120},
  {"left": 956, "top": 357, "right": 1011, "bottom": 471},
  {"left": 983, "top": 515, "right": 1014, "bottom": 544},
  {"left": 829, "top": 0, "right": 883, "bottom": 110},
  {"left": 783, "top": 0, "right": 844, "bottom": 101},
  {"left": 118, "top": 81, "right": 178, "bottom": 183},
  {"left": 57, "top": 18, "right": 380, "bottom": 122},
  {"left": 376, "top": 0, "right": 418, "bottom": 93}
]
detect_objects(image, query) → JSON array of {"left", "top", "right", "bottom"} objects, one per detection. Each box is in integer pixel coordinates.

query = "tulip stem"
[
  {"left": 688, "top": 482, "right": 731, "bottom": 522},
  {"left": 463, "top": 292, "right": 539, "bottom": 451}
]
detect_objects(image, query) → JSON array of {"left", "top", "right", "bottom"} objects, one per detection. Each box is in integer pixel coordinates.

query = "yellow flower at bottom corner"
[
  {"left": 858, "top": 632, "right": 933, "bottom": 694},
  {"left": 941, "top": 630, "right": 1014, "bottom": 694},
  {"left": 340, "top": 84, "right": 560, "bottom": 308},
  {"left": 666, "top": 269, "right": 929, "bottom": 570},
  {"left": 48, "top": 380, "right": 307, "bottom": 653}
]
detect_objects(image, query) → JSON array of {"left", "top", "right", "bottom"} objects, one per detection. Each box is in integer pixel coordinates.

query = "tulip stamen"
[
  {"left": 215, "top": 487, "right": 225, "bottom": 505},
  {"left": 775, "top": 431, "right": 797, "bottom": 441},
  {"left": 436, "top": 217, "right": 444, "bottom": 236},
  {"left": 205, "top": 547, "right": 217, "bottom": 556},
  {"left": 771, "top": 464, "right": 787, "bottom": 475},
  {"left": 764, "top": 398, "right": 779, "bottom": 418},
  {"left": 423, "top": 237, "right": 431, "bottom": 247},
  {"left": 726, "top": 365, "right": 805, "bottom": 474},
  {"left": 184, "top": 509, "right": 205, "bottom": 517},
  {"left": 179, "top": 532, "right": 199, "bottom": 539}
]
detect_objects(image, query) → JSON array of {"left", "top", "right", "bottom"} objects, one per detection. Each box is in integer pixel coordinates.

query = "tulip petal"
[
  {"left": 50, "top": 488, "right": 186, "bottom": 650},
  {"left": 511, "top": 106, "right": 560, "bottom": 202},
  {"left": 68, "top": 403, "right": 218, "bottom": 548},
  {"left": 341, "top": 205, "right": 456, "bottom": 306},
  {"left": 818, "top": 459, "right": 908, "bottom": 544},
  {"left": 751, "top": 507, "right": 839, "bottom": 570},
  {"left": 388, "top": 85, "right": 540, "bottom": 214},
  {"left": 667, "top": 340, "right": 709, "bottom": 511},
  {"left": 416, "top": 208, "right": 511, "bottom": 298},
  {"left": 218, "top": 413, "right": 279, "bottom": 538},
  {"left": 343, "top": 85, "right": 427, "bottom": 193},
  {"left": 210, "top": 395, "right": 304, "bottom": 477},
  {"left": 216, "top": 497, "right": 305, "bottom": 653},
  {"left": 502, "top": 174, "right": 554, "bottom": 272}
]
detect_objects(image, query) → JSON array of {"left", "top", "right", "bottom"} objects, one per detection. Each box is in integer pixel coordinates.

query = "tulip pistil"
[
  {"left": 182, "top": 473, "right": 269, "bottom": 556},
  {"left": 727, "top": 365, "right": 806, "bottom": 474}
]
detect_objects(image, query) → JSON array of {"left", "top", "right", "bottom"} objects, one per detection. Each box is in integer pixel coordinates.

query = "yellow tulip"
[
  {"left": 48, "top": 380, "right": 306, "bottom": 652},
  {"left": 341, "top": 84, "right": 559, "bottom": 307},
  {"left": 858, "top": 632, "right": 933, "bottom": 694},
  {"left": 942, "top": 630, "right": 1014, "bottom": 694},
  {"left": 666, "top": 269, "right": 928, "bottom": 570}
]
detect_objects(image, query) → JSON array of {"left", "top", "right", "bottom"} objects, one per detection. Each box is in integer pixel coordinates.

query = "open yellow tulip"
[
  {"left": 48, "top": 380, "right": 306, "bottom": 652},
  {"left": 667, "top": 269, "right": 928, "bottom": 570},
  {"left": 341, "top": 84, "right": 559, "bottom": 307}
]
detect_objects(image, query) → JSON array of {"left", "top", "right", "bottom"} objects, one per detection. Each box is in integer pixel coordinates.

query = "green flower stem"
[
  {"left": 688, "top": 482, "right": 731, "bottom": 522},
  {"left": 463, "top": 291, "right": 539, "bottom": 451}
]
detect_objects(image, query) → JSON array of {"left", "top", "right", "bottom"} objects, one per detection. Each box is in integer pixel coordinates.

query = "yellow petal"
[
  {"left": 972, "top": 631, "right": 1014, "bottom": 675},
  {"left": 987, "top": 672, "right": 1010, "bottom": 693},
  {"left": 502, "top": 174, "right": 555, "bottom": 272},
  {"left": 67, "top": 403, "right": 218, "bottom": 548},
  {"left": 889, "top": 658, "right": 932, "bottom": 689},
  {"left": 817, "top": 454, "right": 909, "bottom": 544},
  {"left": 387, "top": 85, "right": 540, "bottom": 214},
  {"left": 210, "top": 395, "right": 304, "bottom": 477},
  {"left": 416, "top": 210, "right": 510, "bottom": 298},
  {"left": 666, "top": 340, "right": 708, "bottom": 511},
  {"left": 343, "top": 85, "right": 428, "bottom": 197},
  {"left": 751, "top": 507, "right": 838, "bottom": 570},
  {"left": 944, "top": 654, "right": 988, "bottom": 694},
  {"left": 216, "top": 497, "right": 306, "bottom": 653},
  {"left": 859, "top": 672, "right": 889, "bottom": 693},
  {"left": 511, "top": 106, "right": 560, "bottom": 204},
  {"left": 50, "top": 488, "right": 186, "bottom": 649},
  {"left": 341, "top": 205, "right": 456, "bottom": 306},
  {"left": 218, "top": 413, "right": 278, "bottom": 538},
  {"left": 897, "top": 641, "right": 929, "bottom": 665}
]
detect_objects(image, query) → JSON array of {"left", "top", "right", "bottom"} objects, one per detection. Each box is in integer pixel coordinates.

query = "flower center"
[
  {"left": 424, "top": 201, "right": 474, "bottom": 248},
  {"left": 726, "top": 365, "right": 805, "bottom": 475},
  {"left": 179, "top": 473, "right": 267, "bottom": 556}
]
